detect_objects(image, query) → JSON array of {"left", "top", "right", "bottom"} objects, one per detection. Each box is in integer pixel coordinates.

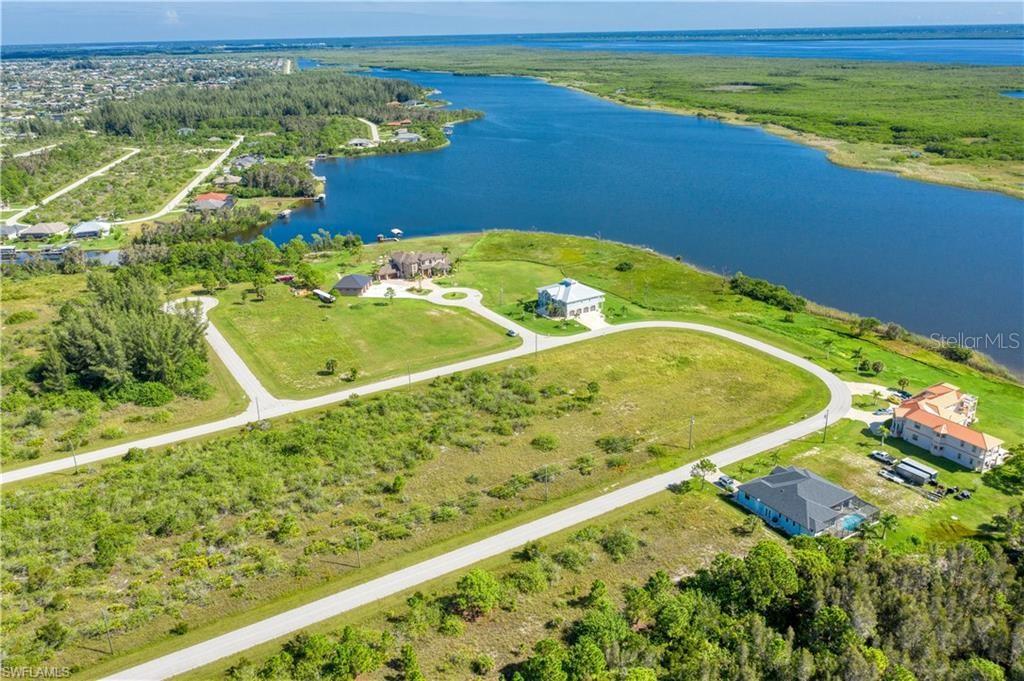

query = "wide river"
[{"left": 262, "top": 67, "right": 1024, "bottom": 372}]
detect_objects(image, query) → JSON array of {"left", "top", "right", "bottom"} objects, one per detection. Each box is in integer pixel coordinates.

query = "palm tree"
[
  {"left": 877, "top": 513, "right": 899, "bottom": 539},
  {"left": 880, "top": 425, "right": 891, "bottom": 447}
]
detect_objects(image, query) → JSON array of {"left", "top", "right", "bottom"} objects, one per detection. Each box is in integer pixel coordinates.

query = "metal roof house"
[
  {"left": 71, "top": 220, "right": 112, "bottom": 239},
  {"left": 332, "top": 274, "right": 372, "bottom": 296},
  {"left": 735, "top": 466, "right": 878, "bottom": 537},
  {"left": 536, "top": 279, "right": 606, "bottom": 319}
]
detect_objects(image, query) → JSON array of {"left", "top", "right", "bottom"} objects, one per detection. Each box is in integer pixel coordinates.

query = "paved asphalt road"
[{"left": 55, "top": 281, "right": 850, "bottom": 680}]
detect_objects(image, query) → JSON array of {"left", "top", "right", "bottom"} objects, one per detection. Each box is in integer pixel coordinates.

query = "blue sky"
[{"left": 3, "top": 1, "right": 1022, "bottom": 46}]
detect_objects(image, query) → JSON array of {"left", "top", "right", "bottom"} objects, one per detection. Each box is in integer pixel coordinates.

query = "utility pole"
[
  {"left": 407, "top": 362, "right": 412, "bottom": 387},
  {"left": 71, "top": 436, "right": 80, "bottom": 475},
  {"left": 102, "top": 608, "right": 114, "bottom": 655},
  {"left": 354, "top": 530, "right": 362, "bottom": 568},
  {"left": 255, "top": 395, "right": 261, "bottom": 421},
  {"left": 822, "top": 409, "right": 830, "bottom": 443},
  {"left": 688, "top": 415, "right": 695, "bottom": 450},
  {"left": 534, "top": 334, "right": 538, "bottom": 357}
]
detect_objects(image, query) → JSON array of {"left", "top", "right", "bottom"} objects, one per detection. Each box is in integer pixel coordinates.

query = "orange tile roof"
[
  {"left": 195, "top": 192, "right": 230, "bottom": 202},
  {"left": 896, "top": 383, "right": 1002, "bottom": 451}
]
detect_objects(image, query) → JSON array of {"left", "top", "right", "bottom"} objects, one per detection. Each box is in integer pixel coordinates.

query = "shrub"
[
  {"left": 729, "top": 273, "right": 806, "bottom": 312},
  {"left": 530, "top": 434, "right": 559, "bottom": 452},
  {"left": 5, "top": 310, "right": 37, "bottom": 325},
  {"left": 470, "top": 654, "right": 494, "bottom": 676},
  {"left": 599, "top": 528, "right": 641, "bottom": 562},
  {"left": 553, "top": 545, "right": 591, "bottom": 573},
  {"left": 130, "top": 382, "right": 176, "bottom": 407},
  {"left": 614, "top": 261, "right": 634, "bottom": 272},
  {"left": 596, "top": 434, "right": 637, "bottom": 454},
  {"left": 941, "top": 344, "right": 974, "bottom": 363}
]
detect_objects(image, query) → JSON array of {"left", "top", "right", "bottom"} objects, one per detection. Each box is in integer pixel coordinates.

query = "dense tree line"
[
  {"left": 234, "top": 162, "right": 317, "bottom": 197},
  {"left": 730, "top": 272, "right": 807, "bottom": 312},
  {"left": 234, "top": 534, "right": 1024, "bottom": 680},
  {"left": 87, "top": 69, "right": 474, "bottom": 137},
  {"left": 40, "top": 267, "right": 208, "bottom": 396}
]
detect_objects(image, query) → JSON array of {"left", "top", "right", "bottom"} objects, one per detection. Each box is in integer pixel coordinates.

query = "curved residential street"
[
  {"left": 112, "top": 136, "right": 244, "bottom": 225},
  {"left": 1, "top": 280, "right": 852, "bottom": 679},
  {"left": 100, "top": 284, "right": 850, "bottom": 680},
  {"left": 2, "top": 282, "right": 850, "bottom": 485}
]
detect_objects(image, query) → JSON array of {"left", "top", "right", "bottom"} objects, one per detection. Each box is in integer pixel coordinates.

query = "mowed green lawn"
[
  {"left": 724, "top": 419, "right": 1019, "bottom": 550},
  {"left": 209, "top": 284, "right": 520, "bottom": 398}
]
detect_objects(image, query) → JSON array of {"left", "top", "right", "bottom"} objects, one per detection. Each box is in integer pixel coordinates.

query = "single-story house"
[
  {"left": 892, "top": 383, "right": 1005, "bottom": 471},
  {"left": 71, "top": 220, "right": 112, "bottom": 239},
  {"left": 231, "top": 154, "right": 265, "bottom": 170},
  {"left": 892, "top": 458, "right": 939, "bottom": 486},
  {"left": 348, "top": 138, "right": 375, "bottom": 148},
  {"left": 190, "top": 192, "right": 235, "bottom": 212},
  {"left": 18, "top": 222, "right": 69, "bottom": 240},
  {"left": 385, "top": 119, "right": 412, "bottom": 127},
  {"left": 333, "top": 273, "right": 372, "bottom": 296},
  {"left": 536, "top": 279, "right": 605, "bottom": 319},
  {"left": 735, "top": 466, "right": 879, "bottom": 537},
  {"left": 377, "top": 251, "right": 451, "bottom": 280},
  {"left": 212, "top": 174, "right": 242, "bottom": 187},
  {"left": 1, "top": 224, "right": 24, "bottom": 241},
  {"left": 392, "top": 131, "right": 423, "bottom": 144}
]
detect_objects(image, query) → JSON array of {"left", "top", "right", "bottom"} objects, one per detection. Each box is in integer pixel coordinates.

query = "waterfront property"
[
  {"left": 332, "top": 273, "right": 372, "bottom": 296},
  {"left": 1, "top": 224, "right": 24, "bottom": 241},
  {"left": 735, "top": 465, "right": 878, "bottom": 537},
  {"left": 18, "top": 222, "right": 69, "bottom": 240},
  {"left": 190, "top": 192, "right": 236, "bottom": 212},
  {"left": 231, "top": 154, "right": 265, "bottom": 170},
  {"left": 392, "top": 129, "right": 424, "bottom": 144},
  {"left": 347, "top": 138, "right": 376, "bottom": 148},
  {"left": 375, "top": 251, "right": 451, "bottom": 280},
  {"left": 536, "top": 278, "right": 605, "bottom": 319},
  {"left": 70, "top": 220, "right": 112, "bottom": 239},
  {"left": 892, "top": 383, "right": 1005, "bottom": 470}
]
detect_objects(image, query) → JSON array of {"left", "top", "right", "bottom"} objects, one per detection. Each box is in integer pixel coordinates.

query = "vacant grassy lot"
[
  {"left": 0, "top": 135, "right": 127, "bottom": 206},
  {"left": 208, "top": 283, "right": 520, "bottom": 398},
  {"left": 0, "top": 273, "right": 249, "bottom": 468},
  {"left": 187, "top": 485, "right": 774, "bottom": 679},
  {"left": 24, "top": 328, "right": 825, "bottom": 676},
  {"left": 29, "top": 144, "right": 222, "bottom": 224},
  {"left": 723, "top": 419, "right": 1019, "bottom": 550}
]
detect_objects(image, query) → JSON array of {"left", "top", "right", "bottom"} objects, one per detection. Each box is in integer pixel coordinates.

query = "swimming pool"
[{"left": 841, "top": 514, "right": 866, "bottom": 531}]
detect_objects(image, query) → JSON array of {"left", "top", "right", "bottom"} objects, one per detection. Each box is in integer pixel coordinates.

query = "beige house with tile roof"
[{"left": 892, "top": 383, "right": 1005, "bottom": 471}]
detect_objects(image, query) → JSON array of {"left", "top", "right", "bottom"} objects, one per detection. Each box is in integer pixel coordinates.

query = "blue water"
[
  {"left": 5, "top": 27, "right": 1023, "bottom": 66},
  {"left": 842, "top": 514, "right": 866, "bottom": 531},
  {"left": 519, "top": 37, "right": 1024, "bottom": 65},
  {"left": 1004, "top": 91, "right": 1024, "bottom": 98},
  {"left": 263, "top": 68, "right": 1024, "bottom": 373}
]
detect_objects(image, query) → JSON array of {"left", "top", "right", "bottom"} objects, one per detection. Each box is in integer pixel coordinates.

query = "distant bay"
[{"left": 261, "top": 66, "right": 1024, "bottom": 373}]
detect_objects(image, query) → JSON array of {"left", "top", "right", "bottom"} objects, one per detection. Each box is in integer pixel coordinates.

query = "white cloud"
[{"left": 163, "top": 9, "right": 181, "bottom": 25}]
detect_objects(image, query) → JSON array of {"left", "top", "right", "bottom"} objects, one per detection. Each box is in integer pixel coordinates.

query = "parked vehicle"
[
  {"left": 716, "top": 474, "right": 737, "bottom": 491},
  {"left": 873, "top": 407, "right": 893, "bottom": 416},
  {"left": 878, "top": 469, "right": 904, "bottom": 484},
  {"left": 506, "top": 329, "right": 518, "bottom": 337},
  {"left": 870, "top": 450, "right": 897, "bottom": 465},
  {"left": 955, "top": 490, "right": 973, "bottom": 500}
]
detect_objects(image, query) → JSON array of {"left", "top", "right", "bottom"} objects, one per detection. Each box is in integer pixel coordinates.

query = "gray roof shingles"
[{"left": 738, "top": 466, "right": 861, "bottom": 534}]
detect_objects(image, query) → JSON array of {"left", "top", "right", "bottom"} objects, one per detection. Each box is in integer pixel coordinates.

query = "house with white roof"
[
  {"left": 892, "top": 383, "right": 1005, "bottom": 471},
  {"left": 536, "top": 278, "right": 605, "bottom": 319},
  {"left": 71, "top": 220, "right": 112, "bottom": 239}
]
